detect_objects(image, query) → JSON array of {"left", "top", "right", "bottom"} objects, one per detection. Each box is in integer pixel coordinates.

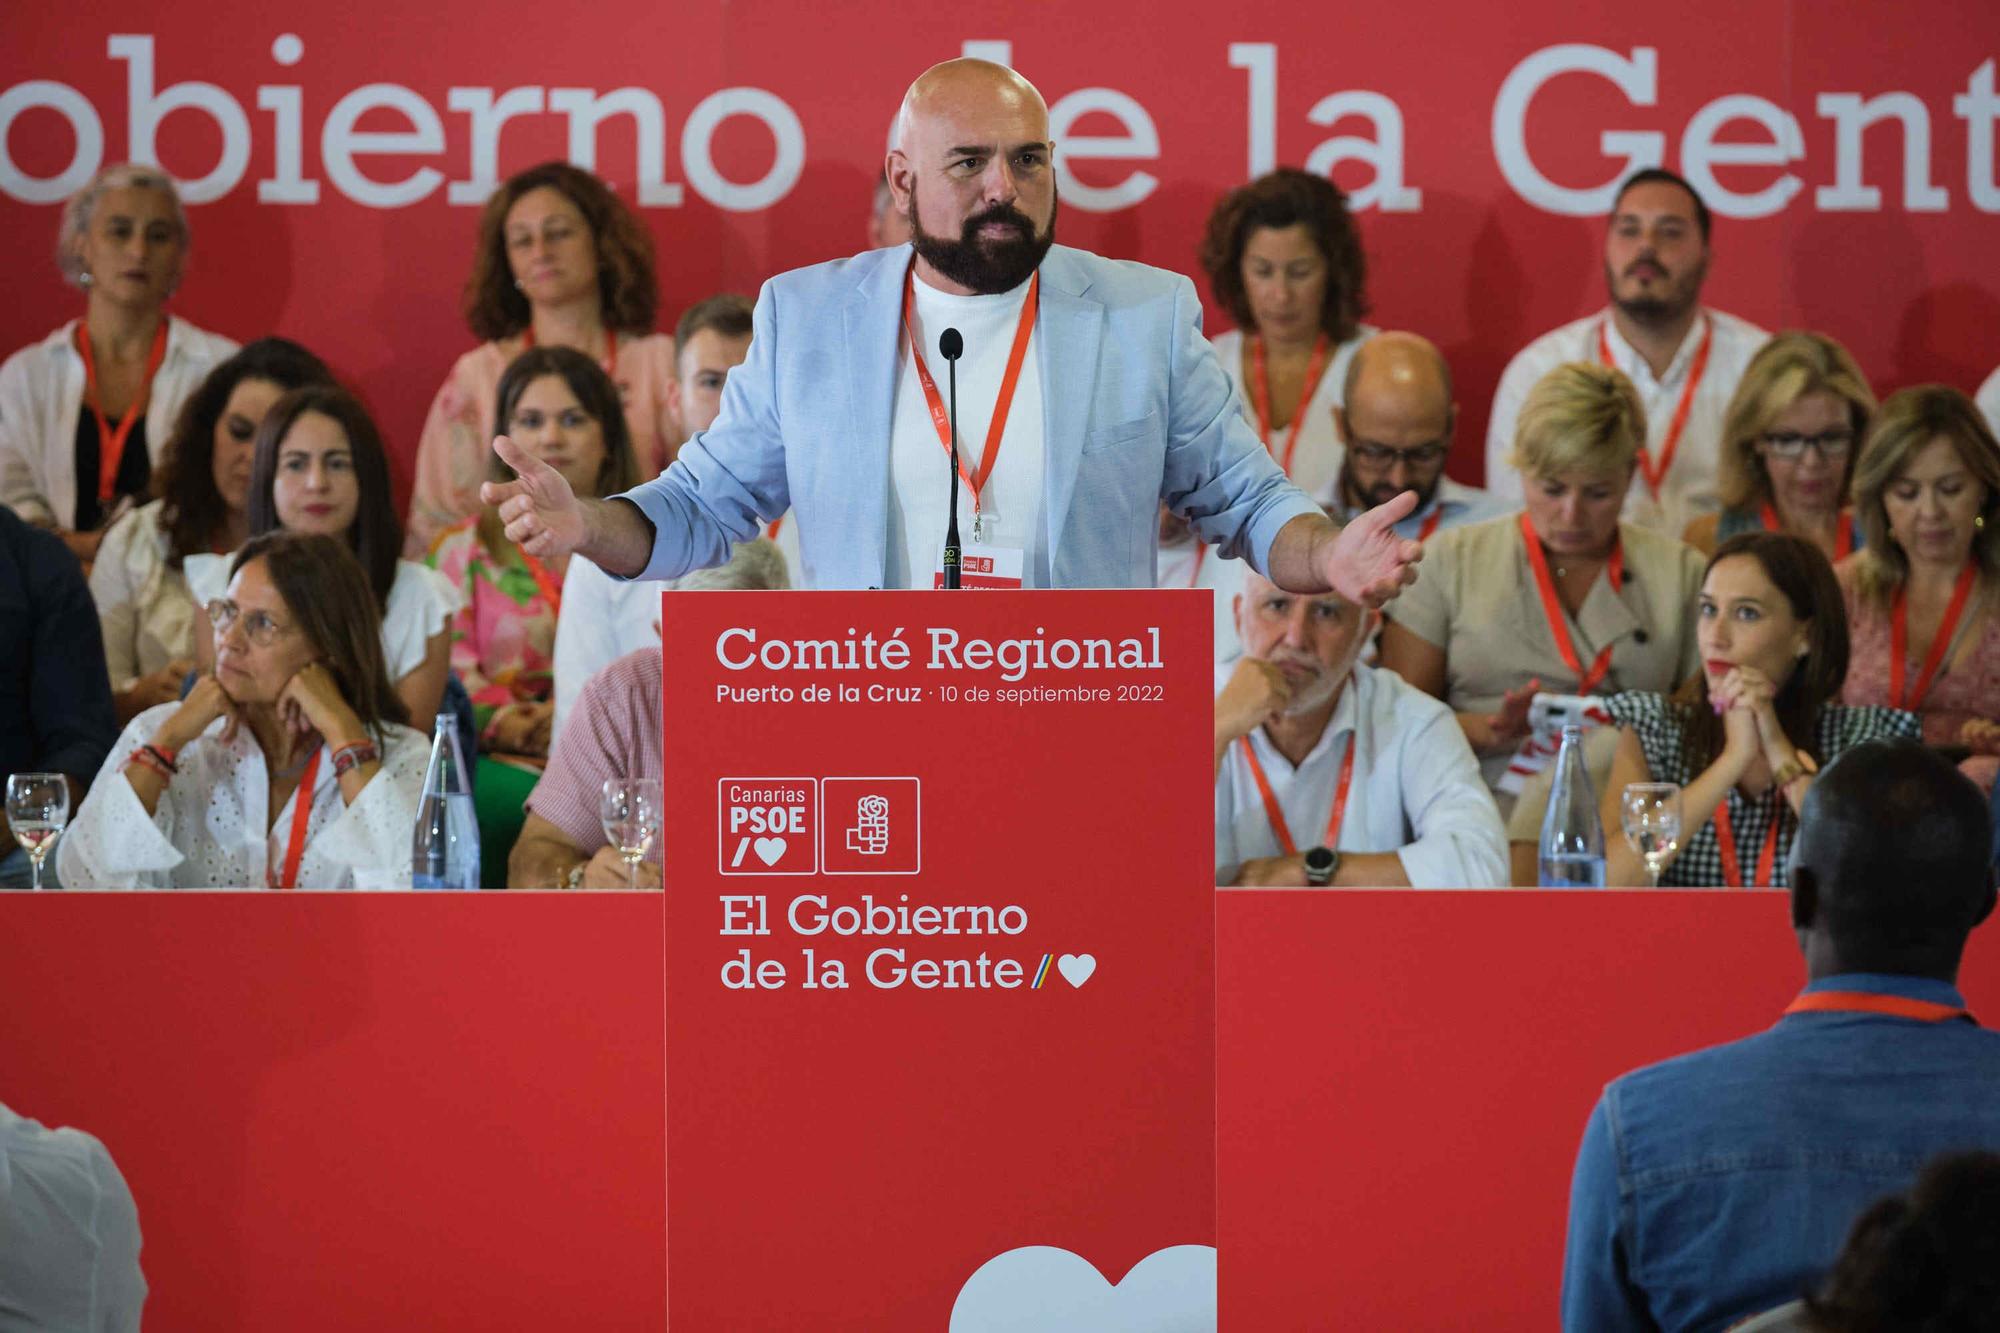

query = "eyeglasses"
[
  {"left": 206, "top": 598, "right": 295, "bottom": 647},
  {"left": 1759, "top": 429, "right": 1854, "bottom": 460},
  {"left": 1349, "top": 440, "right": 1448, "bottom": 469}
]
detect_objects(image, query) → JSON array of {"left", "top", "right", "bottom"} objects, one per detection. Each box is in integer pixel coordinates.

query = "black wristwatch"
[{"left": 1303, "top": 846, "right": 1339, "bottom": 886}]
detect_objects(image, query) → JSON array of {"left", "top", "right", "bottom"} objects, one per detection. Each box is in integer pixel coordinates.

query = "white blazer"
[{"left": 0, "top": 315, "right": 239, "bottom": 528}]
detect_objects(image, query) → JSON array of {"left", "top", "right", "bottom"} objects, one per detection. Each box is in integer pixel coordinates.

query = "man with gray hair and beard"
[{"left": 1212, "top": 568, "right": 1506, "bottom": 887}]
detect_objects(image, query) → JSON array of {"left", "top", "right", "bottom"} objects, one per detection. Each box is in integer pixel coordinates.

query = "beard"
[
  {"left": 909, "top": 183, "right": 1058, "bottom": 295},
  {"left": 1606, "top": 252, "right": 1706, "bottom": 328},
  {"left": 1345, "top": 468, "right": 1440, "bottom": 515},
  {"left": 1272, "top": 657, "right": 1341, "bottom": 717}
]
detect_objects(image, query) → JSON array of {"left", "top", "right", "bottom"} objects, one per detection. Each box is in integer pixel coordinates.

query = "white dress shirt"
[
  {"left": 1209, "top": 325, "right": 1377, "bottom": 506},
  {"left": 0, "top": 1102, "right": 146, "bottom": 1332},
  {"left": 56, "top": 706, "right": 430, "bottom": 889},
  {"left": 184, "top": 555, "right": 460, "bottom": 683},
  {"left": 1483, "top": 307, "right": 1768, "bottom": 536},
  {"left": 1214, "top": 661, "right": 1509, "bottom": 887},
  {"left": 1977, "top": 364, "right": 2000, "bottom": 441},
  {"left": 886, "top": 273, "right": 1047, "bottom": 589},
  {"left": 0, "top": 317, "right": 238, "bottom": 529}
]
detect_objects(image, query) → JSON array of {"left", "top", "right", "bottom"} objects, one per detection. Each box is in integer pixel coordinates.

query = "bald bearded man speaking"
[{"left": 486, "top": 60, "right": 1421, "bottom": 601}]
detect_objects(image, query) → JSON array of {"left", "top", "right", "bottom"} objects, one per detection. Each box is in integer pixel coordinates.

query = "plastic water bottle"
[
  {"left": 1538, "top": 723, "right": 1606, "bottom": 888},
  {"left": 412, "top": 712, "right": 479, "bottom": 890}
]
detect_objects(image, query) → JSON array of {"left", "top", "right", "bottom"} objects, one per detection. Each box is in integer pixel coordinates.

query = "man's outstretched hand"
[
  {"left": 481, "top": 436, "right": 586, "bottom": 561},
  {"left": 1320, "top": 490, "right": 1423, "bottom": 608}
]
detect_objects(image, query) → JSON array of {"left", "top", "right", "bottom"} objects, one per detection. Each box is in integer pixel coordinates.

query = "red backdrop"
[{"left": 4, "top": 5, "right": 1998, "bottom": 509}]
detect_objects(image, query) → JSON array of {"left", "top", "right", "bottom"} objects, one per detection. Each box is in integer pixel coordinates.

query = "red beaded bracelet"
[
  {"left": 330, "top": 740, "right": 380, "bottom": 778},
  {"left": 125, "top": 746, "right": 174, "bottom": 781}
]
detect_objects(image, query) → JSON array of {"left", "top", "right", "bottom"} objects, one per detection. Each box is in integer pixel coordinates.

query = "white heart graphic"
[
  {"left": 1057, "top": 953, "right": 1096, "bottom": 988},
  {"left": 950, "top": 1244, "right": 1215, "bottom": 1331},
  {"left": 753, "top": 836, "right": 788, "bottom": 867}
]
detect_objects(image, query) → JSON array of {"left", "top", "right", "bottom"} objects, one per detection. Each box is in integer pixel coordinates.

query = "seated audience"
[
  {"left": 187, "top": 385, "right": 458, "bottom": 727},
  {"left": 0, "top": 506, "right": 117, "bottom": 889},
  {"left": 1599, "top": 533, "right": 1917, "bottom": 888},
  {"left": 1213, "top": 570, "right": 1507, "bottom": 887},
  {"left": 551, "top": 295, "right": 762, "bottom": 740},
  {"left": 1561, "top": 740, "right": 2000, "bottom": 1330},
  {"left": 1802, "top": 1151, "right": 2000, "bottom": 1332},
  {"left": 427, "top": 346, "right": 639, "bottom": 755},
  {"left": 1196, "top": 167, "right": 1376, "bottom": 503},
  {"left": 59, "top": 533, "right": 429, "bottom": 889},
  {"left": 0, "top": 163, "right": 236, "bottom": 563},
  {"left": 1329, "top": 331, "right": 1504, "bottom": 539},
  {"left": 1837, "top": 386, "right": 2000, "bottom": 788},
  {"left": 1380, "top": 363, "right": 1703, "bottom": 814},
  {"left": 513, "top": 539, "right": 786, "bottom": 888},
  {"left": 405, "top": 162, "right": 678, "bottom": 556},
  {"left": 1485, "top": 168, "right": 1768, "bottom": 535},
  {"left": 1683, "top": 330, "right": 1872, "bottom": 561},
  {"left": 0, "top": 1100, "right": 146, "bottom": 1330},
  {"left": 91, "top": 337, "right": 336, "bottom": 722}
]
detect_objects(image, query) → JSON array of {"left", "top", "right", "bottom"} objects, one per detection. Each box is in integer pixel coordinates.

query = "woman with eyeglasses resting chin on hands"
[
  {"left": 1681, "top": 331, "right": 1873, "bottom": 562},
  {"left": 58, "top": 532, "right": 430, "bottom": 889}
]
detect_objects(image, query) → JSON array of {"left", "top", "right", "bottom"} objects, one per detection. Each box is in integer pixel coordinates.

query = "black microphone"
[{"left": 938, "top": 328, "right": 965, "bottom": 589}]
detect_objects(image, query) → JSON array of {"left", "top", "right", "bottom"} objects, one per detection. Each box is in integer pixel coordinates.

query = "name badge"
[{"left": 934, "top": 542, "right": 1025, "bottom": 589}]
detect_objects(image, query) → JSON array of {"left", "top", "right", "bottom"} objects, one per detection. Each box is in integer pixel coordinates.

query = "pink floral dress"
[{"left": 424, "top": 518, "right": 562, "bottom": 746}]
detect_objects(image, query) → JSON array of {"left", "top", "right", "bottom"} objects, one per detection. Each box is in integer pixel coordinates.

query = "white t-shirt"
[
  {"left": 185, "top": 554, "right": 459, "bottom": 681},
  {"left": 1209, "top": 325, "right": 1377, "bottom": 506},
  {"left": 1483, "top": 307, "right": 1769, "bottom": 536},
  {"left": 0, "top": 1102, "right": 146, "bottom": 1332},
  {"left": 885, "top": 273, "right": 1046, "bottom": 589},
  {"left": 551, "top": 553, "right": 660, "bottom": 745}
]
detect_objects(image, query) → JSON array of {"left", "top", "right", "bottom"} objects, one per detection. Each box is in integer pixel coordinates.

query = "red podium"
[{"left": 660, "top": 590, "right": 1217, "bottom": 1330}]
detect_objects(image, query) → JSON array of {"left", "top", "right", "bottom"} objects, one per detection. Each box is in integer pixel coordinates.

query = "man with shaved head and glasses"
[
  {"left": 483, "top": 59, "right": 1422, "bottom": 605},
  {"left": 1331, "top": 331, "right": 1503, "bottom": 541}
]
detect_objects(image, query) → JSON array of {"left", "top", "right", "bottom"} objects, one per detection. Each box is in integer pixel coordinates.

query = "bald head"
[
  {"left": 896, "top": 60, "right": 1049, "bottom": 153},
  {"left": 1335, "top": 331, "right": 1458, "bottom": 511},
  {"left": 887, "top": 59, "right": 1058, "bottom": 295}
]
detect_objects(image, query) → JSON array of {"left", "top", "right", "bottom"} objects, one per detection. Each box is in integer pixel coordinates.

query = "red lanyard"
[
  {"left": 1181, "top": 543, "right": 1208, "bottom": 588},
  {"left": 1759, "top": 502, "right": 1855, "bottom": 563},
  {"left": 519, "top": 550, "right": 564, "bottom": 617},
  {"left": 1891, "top": 562, "right": 1978, "bottom": 710},
  {"left": 521, "top": 325, "right": 617, "bottom": 373},
  {"left": 903, "top": 264, "right": 1040, "bottom": 520},
  {"left": 765, "top": 515, "right": 785, "bottom": 541},
  {"left": 1598, "top": 316, "right": 1712, "bottom": 503},
  {"left": 1785, "top": 991, "right": 1973, "bottom": 1023},
  {"left": 1250, "top": 333, "right": 1331, "bottom": 478},
  {"left": 1239, "top": 733, "right": 1357, "bottom": 857},
  {"left": 1712, "top": 799, "right": 1781, "bottom": 889},
  {"left": 268, "top": 750, "right": 322, "bottom": 890},
  {"left": 1417, "top": 509, "right": 1443, "bottom": 542},
  {"left": 1520, "top": 512, "right": 1625, "bottom": 695},
  {"left": 75, "top": 320, "right": 170, "bottom": 505}
]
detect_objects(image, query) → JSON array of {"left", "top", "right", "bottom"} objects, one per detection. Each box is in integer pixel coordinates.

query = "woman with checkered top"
[{"left": 1599, "top": 531, "right": 1918, "bottom": 888}]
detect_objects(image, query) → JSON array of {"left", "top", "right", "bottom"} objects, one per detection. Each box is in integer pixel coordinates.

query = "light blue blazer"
[{"left": 617, "top": 244, "right": 1320, "bottom": 588}]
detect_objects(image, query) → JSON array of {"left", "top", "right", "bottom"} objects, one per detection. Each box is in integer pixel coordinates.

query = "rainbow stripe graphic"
[{"left": 1030, "top": 954, "right": 1053, "bottom": 989}]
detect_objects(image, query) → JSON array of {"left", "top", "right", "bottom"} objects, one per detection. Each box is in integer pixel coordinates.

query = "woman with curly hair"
[
  {"left": 404, "top": 162, "right": 680, "bottom": 556},
  {"left": 1195, "top": 167, "right": 1375, "bottom": 505}
]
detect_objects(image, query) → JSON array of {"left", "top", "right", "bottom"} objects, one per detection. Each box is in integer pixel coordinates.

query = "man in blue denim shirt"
[{"left": 1561, "top": 740, "right": 2000, "bottom": 1332}]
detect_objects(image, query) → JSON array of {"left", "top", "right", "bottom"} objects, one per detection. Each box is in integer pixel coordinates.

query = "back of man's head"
[{"left": 1789, "top": 740, "right": 1997, "bottom": 979}]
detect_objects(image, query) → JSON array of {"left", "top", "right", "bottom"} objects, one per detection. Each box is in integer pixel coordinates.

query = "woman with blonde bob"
[
  {"left": 1837, "top": 386, "right": 2000, "bottom": 787},
  {"left": 59, "top": 532, "right": 431, "bottom": 889},
  {"left": 1382, "top": 363, "right": 1704, "bottom": 834},
  {"left": 1682, "top": 331, "right": 1874, "bottom": 561}
]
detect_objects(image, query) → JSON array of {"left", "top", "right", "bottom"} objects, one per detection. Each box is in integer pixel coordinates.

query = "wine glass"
[
  {"left": 1621, "top": 783, "right": 1683, "bottom": 889},
  {"left": 6, "top": 772, "right": 70, "bottom": 892},
  {"left": 600, "top": 778, "right": 663, "bottom": 891}
]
